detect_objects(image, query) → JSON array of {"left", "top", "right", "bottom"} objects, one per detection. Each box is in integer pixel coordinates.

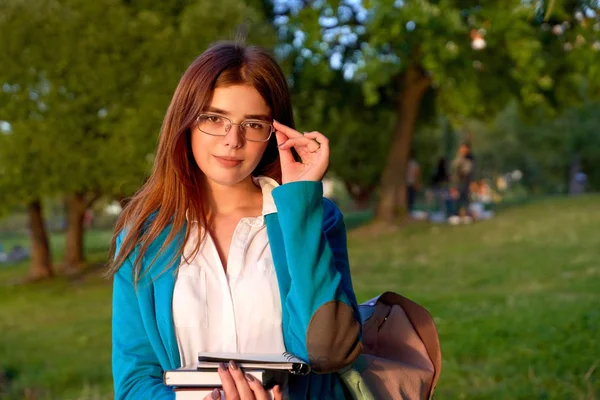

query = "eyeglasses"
[{"left": 196, "top": 113, "right": 274, "bottom": 142}]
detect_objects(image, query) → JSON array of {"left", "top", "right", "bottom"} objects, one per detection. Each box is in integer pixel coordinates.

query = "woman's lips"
[{"left": 213, "top": 155, "right": 242, "bottom": 168}]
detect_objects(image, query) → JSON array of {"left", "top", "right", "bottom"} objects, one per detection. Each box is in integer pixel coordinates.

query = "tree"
[
  {"left": 0, "top": 0, "right": 65, "bottom": 279},
  {"left": 0, "top": 0, "right": 165, "bottom": 272},
  {"left": 0, "top": 122, "right": 58, "bottom": 279},
  {"left": 286, "top": 0, "right": 600, "bottom": 222},
  {"left": 0, "top": 0, "right": 277, "bottom": 277},
  {"left": 476, "top": 99, "right": 600, "bottom": 194},
  {"left": 291, "top": 66, "right": 394, "bottom": 209}
]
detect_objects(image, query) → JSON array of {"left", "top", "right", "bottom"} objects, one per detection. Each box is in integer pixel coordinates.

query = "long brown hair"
[{"left": 107, "top": 41, "right": 295, "bottom": 282}]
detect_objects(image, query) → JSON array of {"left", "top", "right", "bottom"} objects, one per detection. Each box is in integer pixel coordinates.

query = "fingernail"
[
  {"left": 229, "top": 360, "right": 238, "bottom": 370},
  {"left": 245, "top": 373, "right": 255, "bottom": 382},
  {"left": 211, "top": 388, "right": 220, "bottom": 399},
  {"left": 219, "top": 362, "right": 228, "bottom": 371}
]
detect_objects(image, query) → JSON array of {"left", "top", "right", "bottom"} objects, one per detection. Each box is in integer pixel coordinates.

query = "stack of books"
[{"left": 164, "top": 352, "right": 310, "bottom": 399}]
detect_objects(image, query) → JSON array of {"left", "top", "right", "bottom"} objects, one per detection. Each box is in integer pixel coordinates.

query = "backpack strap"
[{"left": 377, "top": 292, "right": 442, "bottom": 398}]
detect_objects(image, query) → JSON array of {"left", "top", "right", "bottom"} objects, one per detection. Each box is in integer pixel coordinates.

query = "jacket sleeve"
[
  {"left": 112, "top": 231, "right": 175, "bottom": 400},
  {"left": 271, "top": 181, "right": 362, "bottom": 374}
]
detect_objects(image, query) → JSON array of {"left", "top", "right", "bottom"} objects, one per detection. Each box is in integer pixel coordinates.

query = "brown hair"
[{"left": 106, "top": 41, "right": 294, "bottom": 282}]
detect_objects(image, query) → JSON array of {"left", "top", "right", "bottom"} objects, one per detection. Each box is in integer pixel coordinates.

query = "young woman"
[{"left": 107, "top": 42, "right": 362, "bottom": 400}]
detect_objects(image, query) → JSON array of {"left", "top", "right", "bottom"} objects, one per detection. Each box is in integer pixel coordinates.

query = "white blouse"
[{"left": 172, "top": 176, "right": 287, "bottom": 368}]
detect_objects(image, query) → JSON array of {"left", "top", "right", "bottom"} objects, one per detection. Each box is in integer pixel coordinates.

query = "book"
[
  {"left": 197, "top": 351, "right": 310, "bottom": 375},
  {"left": 174, "top": 387, "right": 219, "bottom": 400},
  {"left": 173, "top": 387, "right": 279, "bottom": 400},
  {"left": 164, "top": 367, "right": 265, "bottom": 387}
]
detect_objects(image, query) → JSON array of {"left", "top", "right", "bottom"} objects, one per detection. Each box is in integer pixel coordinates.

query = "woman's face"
[{"left": 191, "top": 85, "right": 271, "bottom": 187}]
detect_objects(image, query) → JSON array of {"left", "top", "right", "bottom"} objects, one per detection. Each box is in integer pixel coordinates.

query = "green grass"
[
  {"left": 0, "top": 231, "right": 115, "bottom": 400},
  {"left": 1, "top": 195, "right": 599, "bottom": 399}
]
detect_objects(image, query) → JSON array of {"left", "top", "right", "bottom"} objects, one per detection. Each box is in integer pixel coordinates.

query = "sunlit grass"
[{"left": 1, "top": 195, "right": 599, "bottom": 399}]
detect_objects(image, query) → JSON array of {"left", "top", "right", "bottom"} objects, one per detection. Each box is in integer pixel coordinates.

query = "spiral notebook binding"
[
  {"left": 281, "top": 351, "right": 295, "bottom": 362},
  {"left": 282, "top": 351, "right": 311, "bottom": 375}
]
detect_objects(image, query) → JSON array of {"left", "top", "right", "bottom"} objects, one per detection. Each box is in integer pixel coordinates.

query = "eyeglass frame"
[{"left": 195, "top": 113, "right": 275, "bottom": 143}]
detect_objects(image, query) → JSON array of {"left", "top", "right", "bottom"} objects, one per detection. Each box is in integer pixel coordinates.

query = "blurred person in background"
[
  {"left": 406, "top": 152, "right": 422, "bottom": 214},
  {"left": 431, "top": 156, "right": 450, "bottom": 218},
  {"left": 0, "top": 242, "right": 6, "bottom": 264},
  {"left": 569, "top": 156, "right": 588, "bottom": 195},
  {"left": 106, "top": 41, "right": 361, "bottom": 400},
  {"left": 451, "top": 143, "right": 475, "bottom": 223}
]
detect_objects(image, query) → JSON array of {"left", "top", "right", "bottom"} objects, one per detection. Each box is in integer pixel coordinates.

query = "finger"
[
  {"left": 275, "top": 129, "right": 286, "bottom": 147},
  {"left": 303, "top": 132, "right": 328, "bottom": 154},
  {"left": 273, "top": 385, "right": 283, "bottom": 400},
  {"left": 277, "top": 136, "right": 312, "bottom": 151},
  {"left": 203, "top": 389, "right": 222, "bottom": 400},
  {"left": 276, "top": 131, "right": 295, "bottom": 165},
  {"left": 245, "top": 373, "right": 270, "bottom": 400},
  {"left": 273, "top": 120, "right": 303, "bottom": 138},
  {"left": 217, "top": 363, "right": 240, "bottom": 400},
  {"left": 303, "top": 131, "right": 328, "bottom": 143},
  {"left": 303, "top": 131, "right": 329, "bottom": 147},
  {"left": 278, "top": 134, "right": 323, "bottom": 153},
  {"left": 294, "top": 133, "right": 321, "bottom": 153},
  {"left": 227, "top": 361, "right": 254, "bottom": 399}
]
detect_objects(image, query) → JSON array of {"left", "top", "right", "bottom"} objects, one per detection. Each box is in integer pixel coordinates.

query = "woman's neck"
[{"left": 203, "top": 176, "right": 262, "bottom": 216}]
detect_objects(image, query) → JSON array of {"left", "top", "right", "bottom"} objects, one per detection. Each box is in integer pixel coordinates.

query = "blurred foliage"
[
  {"left": 279, "top": 0, "right": 600, "bottom": 212},
  {"left": 1, "top": 0, "right": 600, "bottom": 215},
  {"left": 288, "top": 0, "right": 600, "bottom": 113},
  {"left": 292, "top": 67, "right": 394, "bottom": 204},
  {"left": 1, "top": 0, "right": 150, "bottom": 206},
  {"left": 0, "top": 0, "right": 275, "bottom": 211},
  {"left": 475, "top": 99, "right": 600, "bottom": 193}
]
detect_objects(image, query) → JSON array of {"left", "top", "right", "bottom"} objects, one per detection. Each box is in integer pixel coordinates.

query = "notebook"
[
  {"left": 164, "top": 367, "right": 265, "bottom": 387},
  {"left": 197, "top": 351, "right": 311, "bottom": 375},
  {"left": 173, "top": 387, "right": 219, "bottom": 400},
  {"left": 173, "top": 388, "right": 279, "bottom": 400}
]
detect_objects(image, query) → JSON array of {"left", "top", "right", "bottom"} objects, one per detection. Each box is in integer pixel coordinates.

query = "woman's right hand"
[{"left": 202, "top": 361, "right": 283, "bottom": 400}]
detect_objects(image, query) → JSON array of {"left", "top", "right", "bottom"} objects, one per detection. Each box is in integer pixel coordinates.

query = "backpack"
[{"left": 340, "top": 292, "right": 442, "bottom": 400}]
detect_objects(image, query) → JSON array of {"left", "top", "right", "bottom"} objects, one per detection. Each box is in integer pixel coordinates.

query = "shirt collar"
[{"left": 252, "top": 175, "right": 279, "bottom": 217}]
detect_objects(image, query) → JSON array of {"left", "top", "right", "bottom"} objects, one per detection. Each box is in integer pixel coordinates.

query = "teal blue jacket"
[{"left": 112, "top": 181, "right": 362, "bottom": 399}]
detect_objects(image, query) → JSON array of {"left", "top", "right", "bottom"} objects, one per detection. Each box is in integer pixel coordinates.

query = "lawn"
[{"left": 1, "top": 195, "right": 599, "bottom": 399}]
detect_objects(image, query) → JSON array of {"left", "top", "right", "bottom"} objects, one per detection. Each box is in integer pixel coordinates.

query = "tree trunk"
[
  {"left": 28, "top": 199, "right": 53, "bottom": 280},
  {"left": 375, "top": 65, "right": 431, "bottom": 223},
  {"left": 64, "top": 193, "right": 88, "bottom": 273}
]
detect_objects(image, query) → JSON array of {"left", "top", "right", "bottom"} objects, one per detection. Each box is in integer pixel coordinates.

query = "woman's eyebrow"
[
  {"left": 204, "top": 106, "right": 229, "bottom": 115},
  {"left": 244, "top": 113, "right": 272, "bottom": 121},
  {"left": 205, "top": 107, "right": 271, "bottom": 121}
]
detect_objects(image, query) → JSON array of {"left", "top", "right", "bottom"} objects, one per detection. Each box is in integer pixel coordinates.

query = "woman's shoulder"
[
  {"left": 115, "top": 210, "right": 159, "bottom": 244},
  {"left": 116, "top": 210, "right": 182, "bottom": 256}
]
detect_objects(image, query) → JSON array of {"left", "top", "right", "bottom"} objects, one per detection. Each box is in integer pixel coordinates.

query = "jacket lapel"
[
  {"left": 149, "top": 225, "right": 186, "bottom": 370},
  {"left": 264, "top": 214, "right": 293, "bottom": 350}
]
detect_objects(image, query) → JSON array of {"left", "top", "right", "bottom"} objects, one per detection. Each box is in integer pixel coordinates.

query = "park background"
[{"left": 1, "top": 0, "right": 599, "bottom": 399}]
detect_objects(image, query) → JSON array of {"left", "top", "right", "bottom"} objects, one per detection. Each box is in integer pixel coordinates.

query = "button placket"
[
  {"left": 227, "top": 221, "right": 251, "bottom": 283},
  {"left": 202, "top": 231, "right": 237, "bottom": 352}
]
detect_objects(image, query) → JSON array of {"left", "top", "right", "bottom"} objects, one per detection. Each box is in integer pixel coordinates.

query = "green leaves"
[
  {"left": 0, "top": 0, "right": 275, "bottom": 210},
  {"left": 292, "top": 0, "right": 600, "bottom": 120},
  {"left": 283, "top": 0, "right": 600, "bottom": 211},
  {"left": 474, "top": 99, "right": 600, "bottom": 193},
  {"left": 291, "top": 61, "right": 394, "bottom": 192}
]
